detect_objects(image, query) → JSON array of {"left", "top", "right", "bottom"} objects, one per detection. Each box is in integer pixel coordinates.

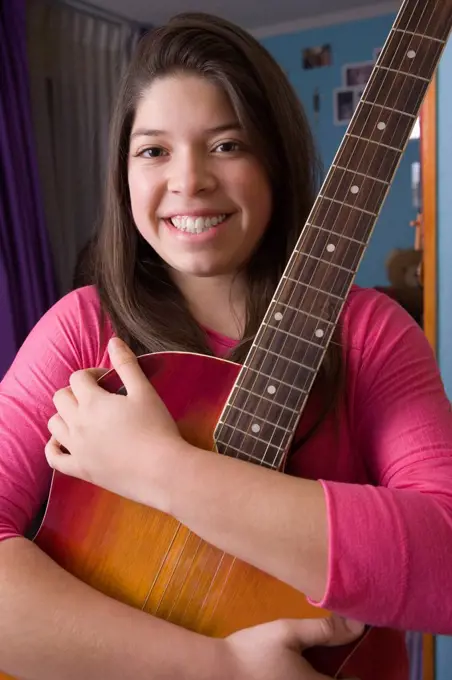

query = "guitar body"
[{"left": 1, "top": 352, "right": 401, "bottom": 680}]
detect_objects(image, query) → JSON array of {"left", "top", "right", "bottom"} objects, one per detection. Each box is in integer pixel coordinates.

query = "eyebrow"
[{"left": 130, "top": 122, "right": 243, "bottom": 140}]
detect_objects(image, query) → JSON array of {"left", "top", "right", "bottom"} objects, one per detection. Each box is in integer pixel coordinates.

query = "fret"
[
  {"left": 318, "top": 195, "right": 377, "bottom": 217},
  {"left": 359, "top": 99, "right": 416, "bottom": 118},
  {"left": 365, "top": 67, "right": 428, "bottom": 117},
  {"left": 264, "top": 322, "right": 325, "bottom": 348},
  {"left": 322, "top": 165, "right": 388, "bottom": 216},
  {"left": 240, "top": 362, "right": 310, "bottom": 392},
  {"left": 218, "top": 413, "right": 292, "bottom": 435},
  {"left": 348, "top": 101, "right": 415, "bottom": 151},
  {"left": 214, "top": 440, "right": 281, "bottom": 469},
  {"left": 216, "top": 417, "right": 292, "bottom": 455},
  {"left": 306, "top": 222, "right": 366, "bottom": 246},
  {"left": 376, "top": 64, "right": 430, "bottom": 83},
  {"left": 346, "top": 133, "right": 402, "bottom": 154},
  {"left": 273, "top": 301, "right": 335, "bottom": 328},
  {"left": 335, "top": 136, "right": 400, "bottom": 185},
  {"left": 383, "top": 28, "right": 445, "bottom": 82},
  {"left": 296, "top": 252, "right": 355, "bottom": 275},
  {"left": 252, "top": 326, "right": 326, "bottom": 377},
  {"left": 298, "top": 224, "right": 365, "bottom": 274},
  {"left": 393, "top": 28, "right": 446, "bottom": 44},
  {"left": 230, "top": 384, "right": 300, "bottom": 414},
  {"left": 332, "top": 165, "right": 389, "bottom": 186},
  {"left": 309, "top": 199, "right": 375, "bottom": 244},
  {"left": 395, "top": 2, "right": 452, "bottom": 43},
  {"left": 240, "top": 344, "right": 316, "bottom": 394},
  {"left": 283, "top": 253, "right": 352, "bottom": 299},
  {"left": 217, "top": 419, "right": 291, "bottom": 452},
  {"left": 272, "top": 279, "right": 344, "bottom": 322}
]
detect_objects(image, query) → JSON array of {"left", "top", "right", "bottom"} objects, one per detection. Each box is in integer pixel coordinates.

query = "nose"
[{"left": 167, "top": 148, "right": 216, "bottom": 196}]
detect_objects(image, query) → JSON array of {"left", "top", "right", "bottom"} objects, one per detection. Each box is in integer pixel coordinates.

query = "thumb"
[
  {"left": 107, "top": 337, "right": 149, "bottom": 396},
  {"left": 287, "top": 616, "right": 365, "bottom": 651}
]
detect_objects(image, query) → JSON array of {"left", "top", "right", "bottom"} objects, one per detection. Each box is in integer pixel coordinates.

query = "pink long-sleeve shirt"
[{"left": 1, "top": 284, "right": 452, "bottom": 670}]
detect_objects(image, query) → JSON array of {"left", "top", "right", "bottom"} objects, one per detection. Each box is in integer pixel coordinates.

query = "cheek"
[
  {"left": 128, "top": 167, "right": 159, "bottom": 218},
  {"left": 241, "top": 168, "right": 272, "bottom": 226}
]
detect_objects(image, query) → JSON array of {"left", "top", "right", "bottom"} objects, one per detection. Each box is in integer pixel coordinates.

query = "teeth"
[{"left": 170, "top": 214, "right": 227, "bottom": 233}]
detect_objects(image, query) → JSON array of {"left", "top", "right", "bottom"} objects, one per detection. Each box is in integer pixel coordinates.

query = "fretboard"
[{"left": 214, "top": 0, "right": 452, "bottom": 469}]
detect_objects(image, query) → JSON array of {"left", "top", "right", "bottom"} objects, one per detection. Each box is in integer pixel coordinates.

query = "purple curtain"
[{"left": 0, "top": 0, "right": 56, "bottom": 379}]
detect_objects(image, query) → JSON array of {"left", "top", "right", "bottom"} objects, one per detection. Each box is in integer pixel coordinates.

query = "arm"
[
  {"left": 151, "top": 294, "right": 452, "bottom": 632},
  {"left": 0, "top": 537, "right": 225, "bottom": 680},
  {"left": 0, "top": 290, "right": 223, "bottom": 679}
]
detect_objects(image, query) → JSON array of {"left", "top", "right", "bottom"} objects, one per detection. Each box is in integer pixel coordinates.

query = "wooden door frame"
[
  {"left": 421, "top": 76, "right": 437, "bottom": 355},
  {"left": 420, "top": 76, "right": 437, "bottom": 680}
]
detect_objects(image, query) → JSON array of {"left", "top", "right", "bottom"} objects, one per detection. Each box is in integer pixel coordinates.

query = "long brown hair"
[{"left": 94, "top": 12, "right": 342, "bottom": 418}]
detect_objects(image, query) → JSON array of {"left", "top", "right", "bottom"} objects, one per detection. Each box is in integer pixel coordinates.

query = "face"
[{"left": 128, "top": 74, "right": 272, "bottom": 283}]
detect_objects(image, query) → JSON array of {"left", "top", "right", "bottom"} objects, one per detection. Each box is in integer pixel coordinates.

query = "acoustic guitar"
[{"left": 3, "top": 1, "right": 451, "bottom": 678}]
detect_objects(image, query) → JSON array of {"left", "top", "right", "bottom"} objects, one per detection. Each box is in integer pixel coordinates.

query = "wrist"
[{"left": 139, "top": 435, "right": 196, "bottom": 515}]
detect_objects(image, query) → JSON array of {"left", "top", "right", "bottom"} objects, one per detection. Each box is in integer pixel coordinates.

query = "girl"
[{"left": 1, "top": 12, "right": 451, "bottom": 680}]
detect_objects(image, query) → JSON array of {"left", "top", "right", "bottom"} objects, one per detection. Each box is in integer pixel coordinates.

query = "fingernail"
[
  {"left": 344, "top": 619, "right": 365, "bottom": 634},
  {"left": 108, "top": 337, "right": 124, "bottom": 351}
]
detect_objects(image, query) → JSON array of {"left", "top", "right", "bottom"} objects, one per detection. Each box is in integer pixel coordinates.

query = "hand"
[
  {"left": 222, "top": 615, "right": 364, "bottom": 680},
  {"left": 45, "top": 337, "right": 187, "bottom": 509}
]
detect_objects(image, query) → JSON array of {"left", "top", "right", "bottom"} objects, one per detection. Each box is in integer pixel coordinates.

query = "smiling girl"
[{"left": 0, "top": 12, "right": 451, "bottom": 680}]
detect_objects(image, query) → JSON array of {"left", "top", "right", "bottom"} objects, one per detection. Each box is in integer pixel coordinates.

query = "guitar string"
[
  {"left": 215, "top": 0, "right": 428, "bottom": 469},
  {"left": 179, "top": 0, "right": 432, "bottom": 632},
  {"left": 255, "top": 0, "right": 438, "bottom": 471},
  {"left": 142, "top": 0, "right": 442, "bottom": 628},
  {"left": 214, "top": 0, "right": 419, "bottom": 465},
  {"left": 236, "top": 0, "right": 435, "bottom": 468}
]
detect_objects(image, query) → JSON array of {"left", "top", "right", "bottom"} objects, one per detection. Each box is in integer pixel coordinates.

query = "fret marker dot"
[
  {"left": 274, "top": 312, "right": 283, "bottom": 321},
  {"left": 326, "top": 244, "right": 336, "bottom": 253},
  {"left": 267, "top": 385, "right": 276, "bottom": 395},
  {"left": 350, "top": 185, "right": 360, "bottom": 194},
  {"left": 407, "top": 50, "right": 416, "bottom": 59},
  {"left": 251, "top": 423, "right": 261, "bottom": 433},
  {"left": 377, "top": 121, "right": 386, "bottom": 130},
  {"left": 315, "top": 329, "right": 325, "bottom": 338}
]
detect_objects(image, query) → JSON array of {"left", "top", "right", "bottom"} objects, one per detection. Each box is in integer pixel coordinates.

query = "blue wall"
[
  {"left": 261, "top": 14, "right": 420, "bottom": 287},
  {"left": 436, "top": 31, "right": 452, "bottom": 680}
]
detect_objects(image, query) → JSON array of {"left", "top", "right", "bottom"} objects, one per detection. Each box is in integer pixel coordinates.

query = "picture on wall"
[
  {"left": 302, "top": 44, "right": 332, "bottom": 69},
  {"left": 334, "top": 88, "right": 355, "bottom": 125},
  {"left": 343, "top": 60, "right": 374, "bottom": 87}
]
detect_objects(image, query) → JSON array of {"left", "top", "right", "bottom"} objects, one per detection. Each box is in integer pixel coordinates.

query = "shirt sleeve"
[
  {"left": 314, "top": 291, "right": 452, "bottom": 633},
  {"left": 0, "top": 286, "right": 108, "bottom": 541}
]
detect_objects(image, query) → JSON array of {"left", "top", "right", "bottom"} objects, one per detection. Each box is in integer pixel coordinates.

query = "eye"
[
  {"left": 213, "top": 141, "right": 241, "bottom": 153},
  {"left": 137, "top": 146, "right": 168, "bottom": 159}
]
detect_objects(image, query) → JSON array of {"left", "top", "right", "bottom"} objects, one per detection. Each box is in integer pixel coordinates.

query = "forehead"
[{"left": 132, "top": 74, "right": 237, "bottom": 131}]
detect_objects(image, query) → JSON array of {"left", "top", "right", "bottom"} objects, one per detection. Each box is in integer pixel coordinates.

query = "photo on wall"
[
  {"left": 333, "top": 86, "right": 366, "bottom": 126},
  {"left": 302, "top": 44, "right": 332, "bottom": 69},
  {"left": 334, "top": 88, "right": 355, "bottom": 125},
  {"left": 343, "top": 60, "right": 374, "bottom": 87}
]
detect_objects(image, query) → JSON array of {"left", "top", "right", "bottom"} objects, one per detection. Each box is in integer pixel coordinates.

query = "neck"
[{"left": 170, "top": 270, "right": 247, "bottom": 340}]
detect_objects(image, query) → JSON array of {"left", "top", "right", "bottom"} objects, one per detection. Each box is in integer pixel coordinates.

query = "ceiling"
[{"left": 87, "top": 0, "right": 399, "bottom": 32}]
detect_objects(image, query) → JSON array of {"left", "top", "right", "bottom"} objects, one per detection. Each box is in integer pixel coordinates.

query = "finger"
[
  {"left": 47, "top": 413, "right": 70, "bottom": 446},
  {"left": 69, "top": 368, "right": 105, "bottom": 401},
  {"left": 45, "top": 437, "right": 74, "bottom": 475},
  {"left": 284, "top": 616, "right": 365, "bottom": 651},
  {"left": 53, "top": 386, "right": 78, "bottom": 420},
  {"left": 107, "top": 337, "right": 150, "bottom": 397}
]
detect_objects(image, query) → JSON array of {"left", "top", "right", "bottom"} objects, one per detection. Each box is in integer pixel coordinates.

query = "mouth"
[{"left": 164, "top": 213, "right": 230, "bottom": 235}]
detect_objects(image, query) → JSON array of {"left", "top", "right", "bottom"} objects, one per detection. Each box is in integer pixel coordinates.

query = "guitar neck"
[{"left": 214, "top": 0, "right": 452, "bottom": 468}]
